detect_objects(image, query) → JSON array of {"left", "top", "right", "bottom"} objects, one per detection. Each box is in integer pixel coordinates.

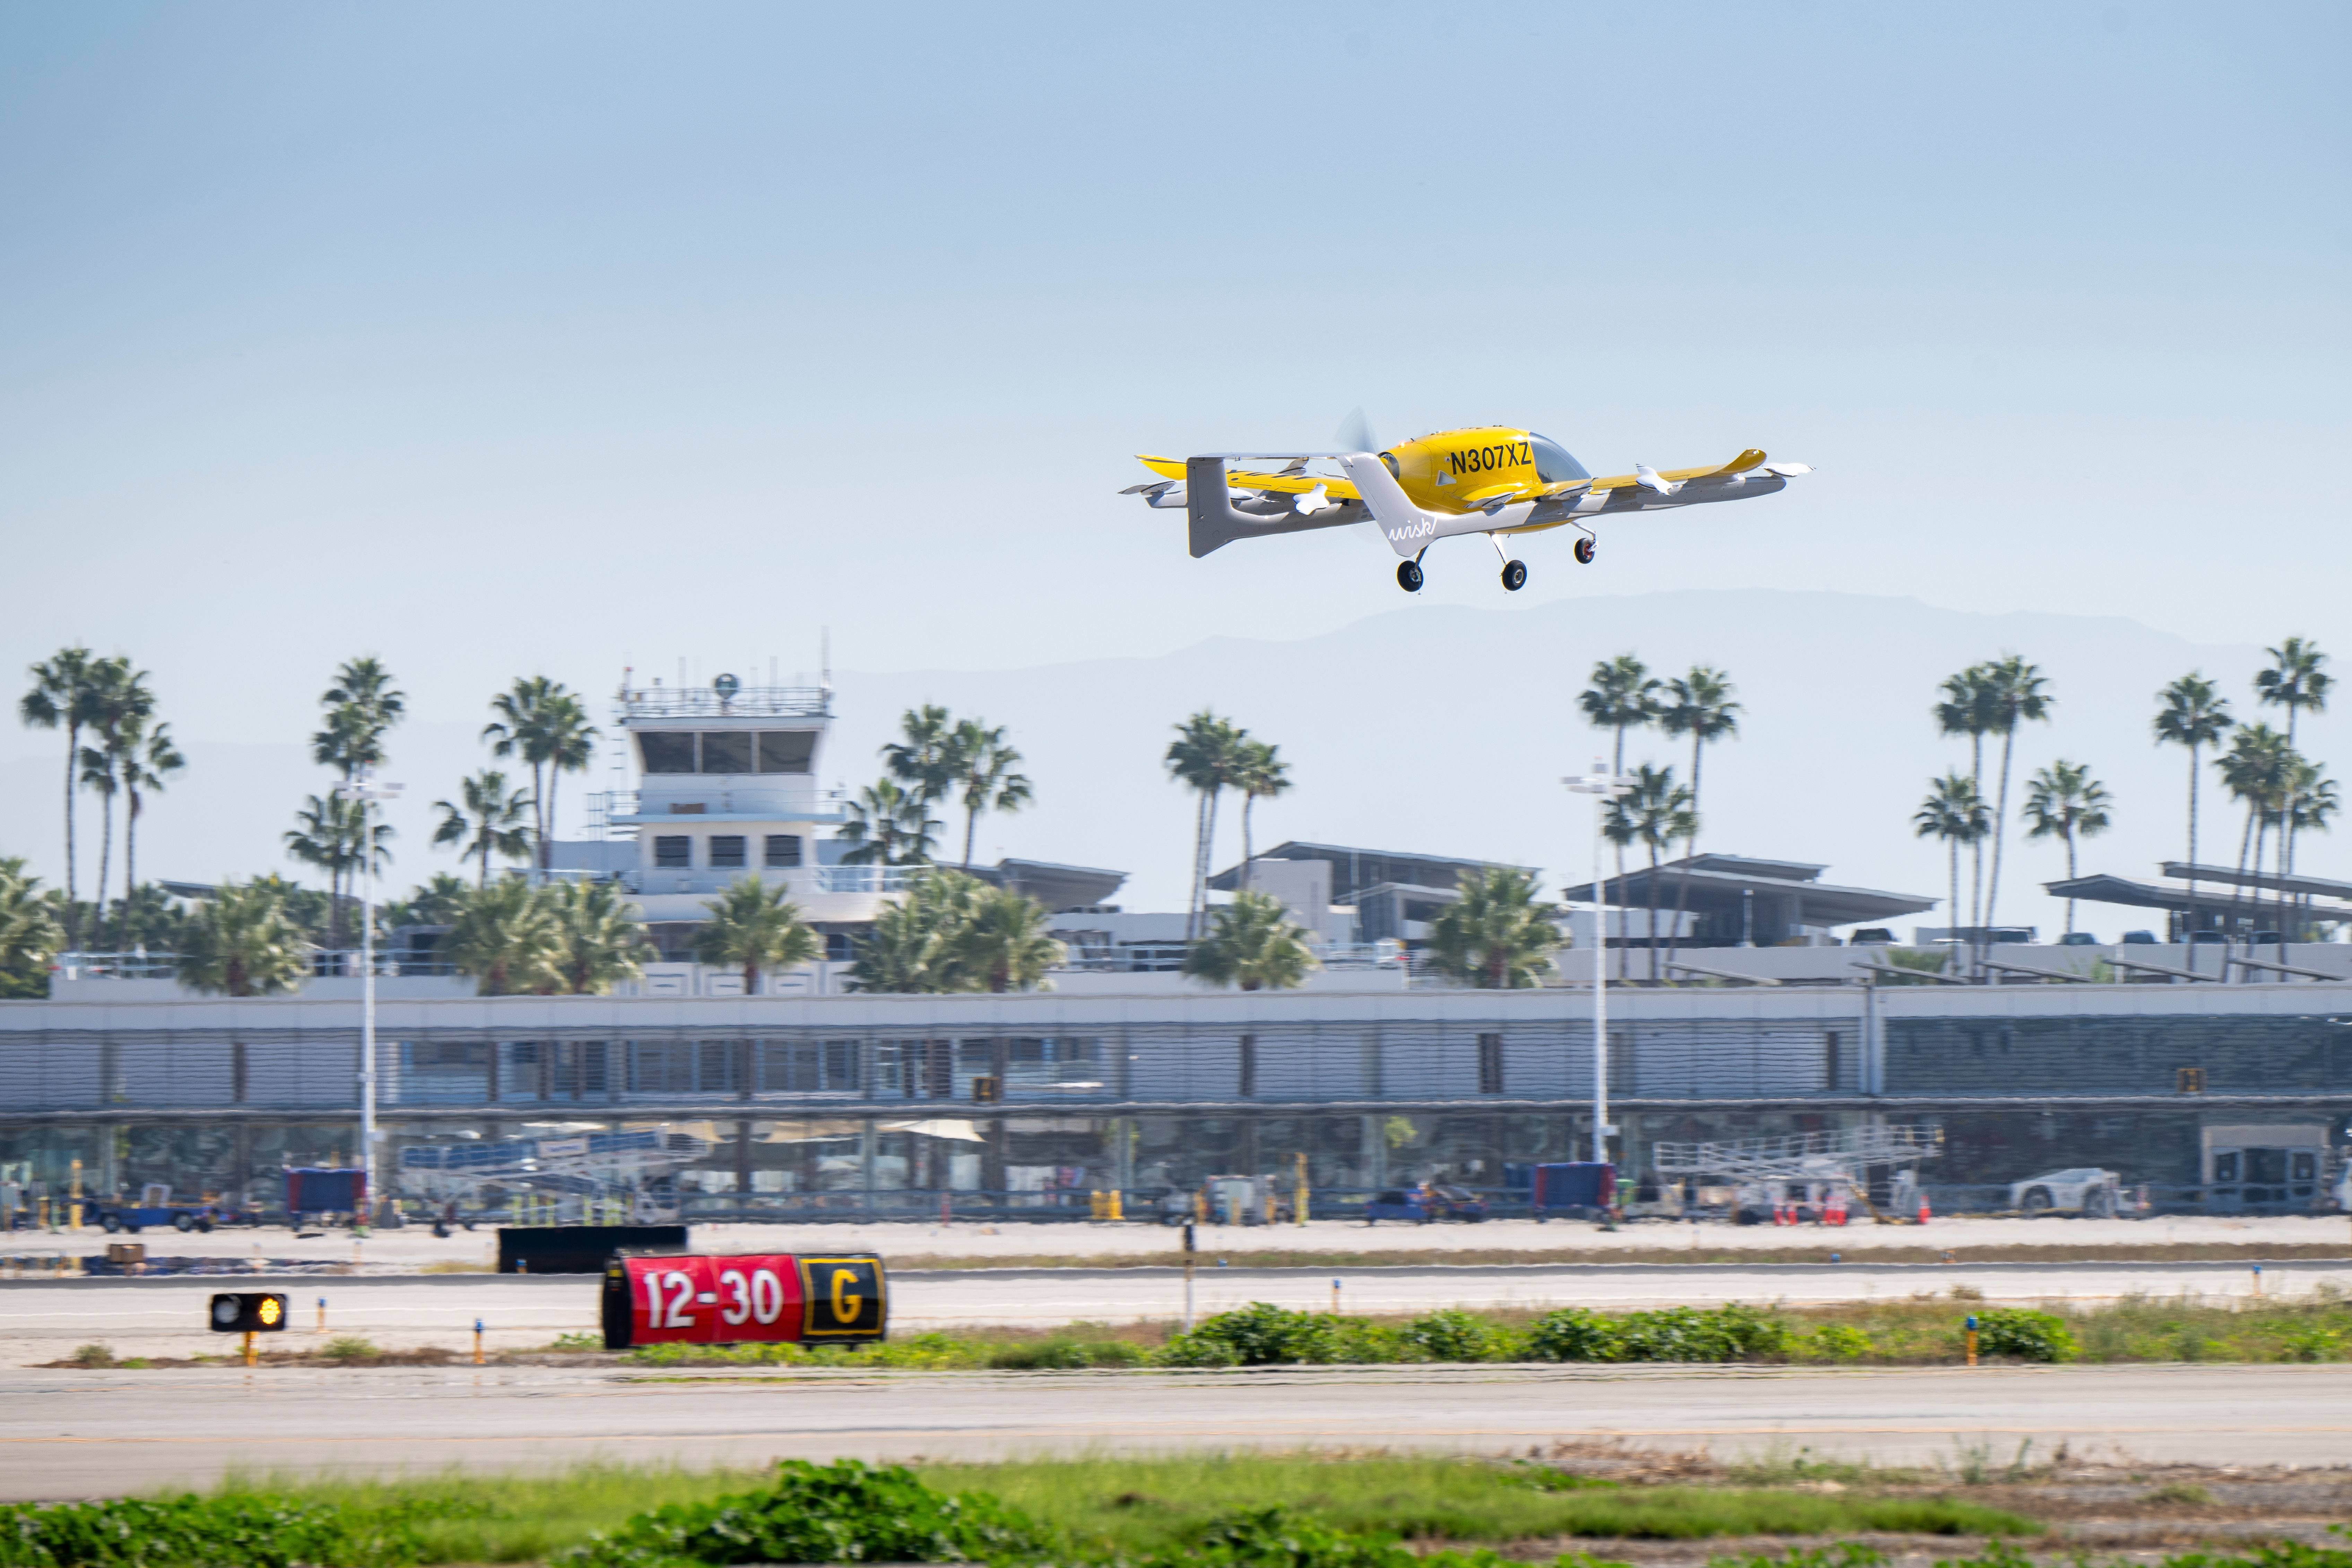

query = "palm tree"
[
  {"left": 117, "top": 716, "right": 186, "bottom": 936},
  {"left": 543, "top": 878, "right": 649, "bottom": 996},
  {"left": 75, "top": 739, "right": 119, "bottom": 945},
  {"left": 484, "top": 678, "right": 600, "bottom": 868},
  {"left": 2278, "top": 761, "right": 2341, "bottom": 938},
  {"left": 382, "top": 872, "right": 473, "bottom": 930},
  {"left": 1913, "top": 772, "right": 1988, "bottom": 962},
  {"left": 2256, "top": 638, "right": 2331, "bottom": 935},
  {"left": 947, "top": 719, "right": 1033, "bottom": 868},
  {"left": 1933, "top": 664, "right": 1998, "bottom": 930},
  {"left": 2154, "top": 673, "right": 2234, "bottom": 942},
  {"left": 322, "top": 658, "right": 406, "bottom": 739},
  {"left": 837, "top": 777, "right": 943, "bottom": 866},
  {"left": 693, "top": 876, "right": 822, "bottom": 993},
  {"left": 440, "top": 878, "right": 563, "bottom": 996},
  {"left": 433, "top": 770, "right": 536, "bottom": 887},
  {"left": 1605, "top": 763, "right": 1696, "bottom": 979},
  {"left": 1425, "top": 867, "right": 1559, "bottom": 989},
  {"left": 285, "top": 793, "right": 392, "bottom": 949},
  {"left": 76, "top": 658, "right": 154, "bottom": 942},
  {"left": 1978, "top": 656, "right": 2054, "bottom": 939},
  {"left": 844, "top": 869, "right": 987, "bottom": 993},
  {"left": 1579, "top": 654, "right": 1659, "bottom": 976},
  {"left": 108, "top": 883, "right": 187, "bottom": 956},
  {"left": 1182, "top": 889, "right": 1317, "bottom": 992},
  {"left": 1165, "top": 711, "right": 1247, "bottom": 939},
  {"left": 882, "top": 705, "right": 962, "bottom": 805},
  {"left": 19, "top": 646, "right": 102, "bottom": 912},
  {"left": 954, "top": 886, "right": 1064, "bottom": 993},
  {"left": 0, "top": 857, "right": 67, "bottom": 999},
  {"left": 2023, "top": 760, "right": 2114, "bottom": 936},
  {"left": 2219, "top": 723, "right": 2292, "bottom": 941},
  {"left": 1656, "top": 666, "right": 1741, "bottom": 970},
  {"left": 176, "top": 880, "right": 312, "bottom": 997},
  {"left": 1232, "top": 738, "right": 1292, "bottom": 892}
]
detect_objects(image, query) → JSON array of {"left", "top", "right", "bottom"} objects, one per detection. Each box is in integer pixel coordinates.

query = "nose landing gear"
[
  {"left": 1396, "top": 559, "right": 1424, "bottom": 592},
  {"left": 1501, "top": 559, "right": 1528, "bottom": 592}
]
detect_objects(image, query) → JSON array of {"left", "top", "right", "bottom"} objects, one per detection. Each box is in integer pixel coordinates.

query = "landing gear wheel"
[
  {"left": 1501, "top": 560, "right": 1528, "bottom": 592},
  {"left": 1396, "top": 560, "right": 1424, "bottom": 592},
  {"left": 1573, "top": 537, "right": 1597, "bottom": 565}
]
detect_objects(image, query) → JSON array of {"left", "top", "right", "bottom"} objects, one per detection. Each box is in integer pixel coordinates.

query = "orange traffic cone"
[{"left": 1916, "top": 1195, "right": 1932, "bottom": 1225}]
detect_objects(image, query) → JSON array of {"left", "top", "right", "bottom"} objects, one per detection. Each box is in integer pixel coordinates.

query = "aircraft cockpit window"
[{"left": 1529, "top": 435, "right": 1590, "bottom": 483}]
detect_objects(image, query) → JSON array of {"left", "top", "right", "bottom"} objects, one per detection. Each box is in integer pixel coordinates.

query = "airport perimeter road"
[
  {"left": 4, "top": 1257, "right": 2348, "bottom": 1365},
  {"left": 5, "top": 1361, "right": 2352, "bottom": 1500}
]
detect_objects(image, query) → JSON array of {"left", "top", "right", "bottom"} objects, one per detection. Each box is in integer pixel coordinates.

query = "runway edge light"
[{"left": 208, "top": 1292, "right": 289, "bottom": 1333}]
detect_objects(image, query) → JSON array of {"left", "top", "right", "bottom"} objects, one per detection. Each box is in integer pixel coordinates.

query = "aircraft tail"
[{"left": 1184, "top": 456, "right": 1362, "bottom": 558}]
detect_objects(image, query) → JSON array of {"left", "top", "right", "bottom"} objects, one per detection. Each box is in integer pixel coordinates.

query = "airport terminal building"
[{"left": 4, "top": 976, "right": 2348, "bottom": 1220}]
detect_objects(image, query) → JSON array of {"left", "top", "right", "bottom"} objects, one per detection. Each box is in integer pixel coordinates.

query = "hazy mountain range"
[{"left": 5, "top": 589, "right": 2334, "bottom": 942}]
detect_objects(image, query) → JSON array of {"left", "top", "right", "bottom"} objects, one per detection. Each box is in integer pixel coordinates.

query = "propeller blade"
[{"left": 1335, "top": 407, "right": 1379, "bottom": 456}]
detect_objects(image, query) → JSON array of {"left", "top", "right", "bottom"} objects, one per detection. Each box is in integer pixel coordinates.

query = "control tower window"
[
  {"left": 653, "top": 835, "right": 692, "bottom": 868},
  {"left": 765, "top": 834, "right": 803, "bottom": 868},
  {"left": 639, "top": 733, "right": 696, "bottom": 774},
  {"left": 757, "top": 731, "right": 816, "bottom": 774},
  {"left": 699, "top": 731, "right": 754, "bottom": 774},
  {"left": 1528, "top": 434, "right": 1591, "bottom": 483},
  {"left": 709, "top": 835, "right": 747, "bottom": 869}
]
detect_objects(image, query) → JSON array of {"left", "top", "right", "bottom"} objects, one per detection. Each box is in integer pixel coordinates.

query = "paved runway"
[
  {"left": 4, "top": 1361, "right": 2349, "bottom": 1500},
  {"left": 0, "top": 1256, "right": 2337, "bottom": 1365}
]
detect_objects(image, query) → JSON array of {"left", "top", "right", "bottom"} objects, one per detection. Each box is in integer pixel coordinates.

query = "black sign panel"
[
  {"left": 208, "top": 1292, "right": 288, "bottom": 1333},
  {"left": 796, "top": 1254, "right": 886, "bottom": 1340}
]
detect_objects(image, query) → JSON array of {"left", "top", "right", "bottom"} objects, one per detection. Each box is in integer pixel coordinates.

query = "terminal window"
[
  {"left": 757, "top": 731, "right": 816, "bottom": 773},
  {"left": 699, "top": 732, "right": 754, "bottom": 774},
  {"left": 710, "top": 835, "right": 747, "bottom": 868},
  {"left": 765, "top": 834, "right": 802, "bottom": 868},
  {"left": 639, "top": 733, "right": 697, "bottom": 773},
  {"left": 654, "top": 835, "right": 692, "bottom": 868}
]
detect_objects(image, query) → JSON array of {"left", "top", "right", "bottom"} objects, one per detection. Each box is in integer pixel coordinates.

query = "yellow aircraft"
[{"left": 1122, "top": 426, "right": 1809, "bottom": 592}]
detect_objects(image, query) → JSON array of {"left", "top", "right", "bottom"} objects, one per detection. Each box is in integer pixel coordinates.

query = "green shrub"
[
  {"left": 1528, "top": 1304, "right": 1785, "bottom": 1363},
  {"left": 66, "top": 1343, "right": 114, "bottom": 1368},
  {"left": 320, "top": 1336, "right": 382, "bottom": 1363},
  {"left": 557, "top": 1459, "right": 1057, "bottom": 1568},
  {"left": 0, "top": 1493, "right": 421, "bottom": 1568},
  {"left": 1158, "top": 1304, "right": 1344, "bottom": 1367},
  {"left": 1799, "top": 1324, "right": 1873, "bottom": 1362},
  {"left": 1398, "top": 1310, "right": 1520, "bottom": 1363},
  {"left": 1975, "top": 1309, "right": 2077, "bottom": 1363}
]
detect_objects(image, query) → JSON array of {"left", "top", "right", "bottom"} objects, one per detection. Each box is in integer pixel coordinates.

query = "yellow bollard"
[
  {"left": 1107, "top": 1188, "right": 1122, "bottom": 1222},
  {"left": 243, "top": 1329, "right": 257, "bottom": 1369},
  {"left": 474, "top": 1318, "right": 485, "bottom": 1366},
  {"left": 316, "top": 1297, "right": 327, "bottom": 1334},
  {"left": 1965, "top": 1314, "right": 1979, "bottom": 1367},
  {"left": 1295, "top": 1151, "right": 1310, "bottom": 1228}
]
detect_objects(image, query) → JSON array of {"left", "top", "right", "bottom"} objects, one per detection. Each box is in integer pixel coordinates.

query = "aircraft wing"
[
  {"left": 1136, "top": 454, "right": 1362, "bottom": 500},
  {"left": 1587, "top": 448, "right": 1770, "bottom": 491}
]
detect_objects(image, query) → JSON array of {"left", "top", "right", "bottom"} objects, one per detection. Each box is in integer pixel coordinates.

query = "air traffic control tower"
[{"left": 565, "top": 675, "right": 908, "bottom": 959}]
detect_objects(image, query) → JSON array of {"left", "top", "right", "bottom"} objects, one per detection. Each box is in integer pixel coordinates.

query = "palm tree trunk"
[
  {"left": 61, "top": 720, "right": 80, "bottom": 916},
  {"left": 1612, "top": 726, "right": 1631, "bottom": 981},
  {"left": 2063, "top": 825, "right": 2078, "bottom": 935},
  {"left": 1200, "top": 789, "right": 1222, "bottom": 932},
  {"left": 543, "top": 766, "right": 559, "bottom": 872},
  {"left": 963, "top": 803, "right": 980, "bottom": 869},
  {"left": 1947, "top": 838, "right": 1961, "bottom": 963},
  {"left": 1241, "top": 793, "right": 1256, "bottom": 893},
  {"left": 1186, "top": 789, "right": 1210, "bottom": 941},
  {"left": 123, "top": 793, "right": 140, "bottom": 948},
  {"left": 1968, "top": 734, "right": 1984, "bottom": 935},
  {"left": 93, "top": 785, "right": 114, "bottom": 951},
  {"left": 1667, "top": 735, "right": 1702, "bottom": 972},
  {"left": 1986, "top": 727, "right": 2016, "bottom": 935},
  {"left": 2231, "top": 805, "right": 2256, "bottom": 947},
  {"left": 1646, "top": 840, "right": 1664, "bottom": 982},
  {"left": 2184, "top": 745, "right": 2201, "bottom": 943}
]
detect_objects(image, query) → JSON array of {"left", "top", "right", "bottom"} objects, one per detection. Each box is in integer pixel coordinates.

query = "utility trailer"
[{"left": 1651, "top": 1124, "right": 1945, "bottom": 1222}]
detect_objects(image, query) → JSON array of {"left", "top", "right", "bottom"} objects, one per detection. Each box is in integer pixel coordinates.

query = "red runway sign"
[{"left": 601, "top": 1253, "right": 886, "bottom": 1349}]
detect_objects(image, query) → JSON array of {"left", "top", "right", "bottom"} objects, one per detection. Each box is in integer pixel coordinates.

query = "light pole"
[
  {"left": 333, "top": 769, "right": 403, "bottom": 1227},
  {"left": 1565, "top": 764, "right": 1637, "bottom": 1167}
]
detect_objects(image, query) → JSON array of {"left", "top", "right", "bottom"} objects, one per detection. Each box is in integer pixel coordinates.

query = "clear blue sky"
[{"left": 2, "top": 2, "right": 2346, "bottom": 900}]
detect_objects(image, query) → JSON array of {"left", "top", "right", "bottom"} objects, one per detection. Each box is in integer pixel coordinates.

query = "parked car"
[
  {"left": 2121, "top": 931, "right": 2159, "bottom": 945},
  {"left": 2058, "top": 933, "right": 2101, "bottom": 946},
  {"left": 1363, "top": 1184, "right": 1489, "bottom": 1224},
  {"left": 1849, "top": 929, "right": 1897, "bottom": 946},
  {"left": 2009, "top": 1167, "right": 2124, "bottom": 1216}
]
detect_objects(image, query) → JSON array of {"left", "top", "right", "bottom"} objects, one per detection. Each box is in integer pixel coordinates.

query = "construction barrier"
[{"left": 601, "top": 1251, "right": 886, "bottom": 1350}]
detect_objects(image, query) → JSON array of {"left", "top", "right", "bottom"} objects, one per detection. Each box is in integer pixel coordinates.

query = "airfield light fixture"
[{"left": 1564, "top": 765, "right": 1638, "bottom": 1168}]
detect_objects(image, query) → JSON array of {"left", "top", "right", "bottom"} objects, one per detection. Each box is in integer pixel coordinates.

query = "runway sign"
[{"left": 601, "top": 1253, "right": 887, "bottom": 1350}]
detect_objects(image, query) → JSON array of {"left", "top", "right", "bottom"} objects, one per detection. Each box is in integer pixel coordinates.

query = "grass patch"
[
  {"left": 913, "top": 1454, "right": 2036, "bottom": 1547},
  {"left": 885, "top": 1241, "right": 2352, "bottom": 1270}
]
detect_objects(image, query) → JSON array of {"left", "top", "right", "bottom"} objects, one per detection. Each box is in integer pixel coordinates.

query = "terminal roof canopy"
[
  {"left": 1207, "top": 842, "right": 1533, "bottom": 904},
  {"left": 2045, "top": 869, "right": 2352, "bottom": 920},
  {"left": 1555, "top": 853, "right": 1937, "bottom": 933}
]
